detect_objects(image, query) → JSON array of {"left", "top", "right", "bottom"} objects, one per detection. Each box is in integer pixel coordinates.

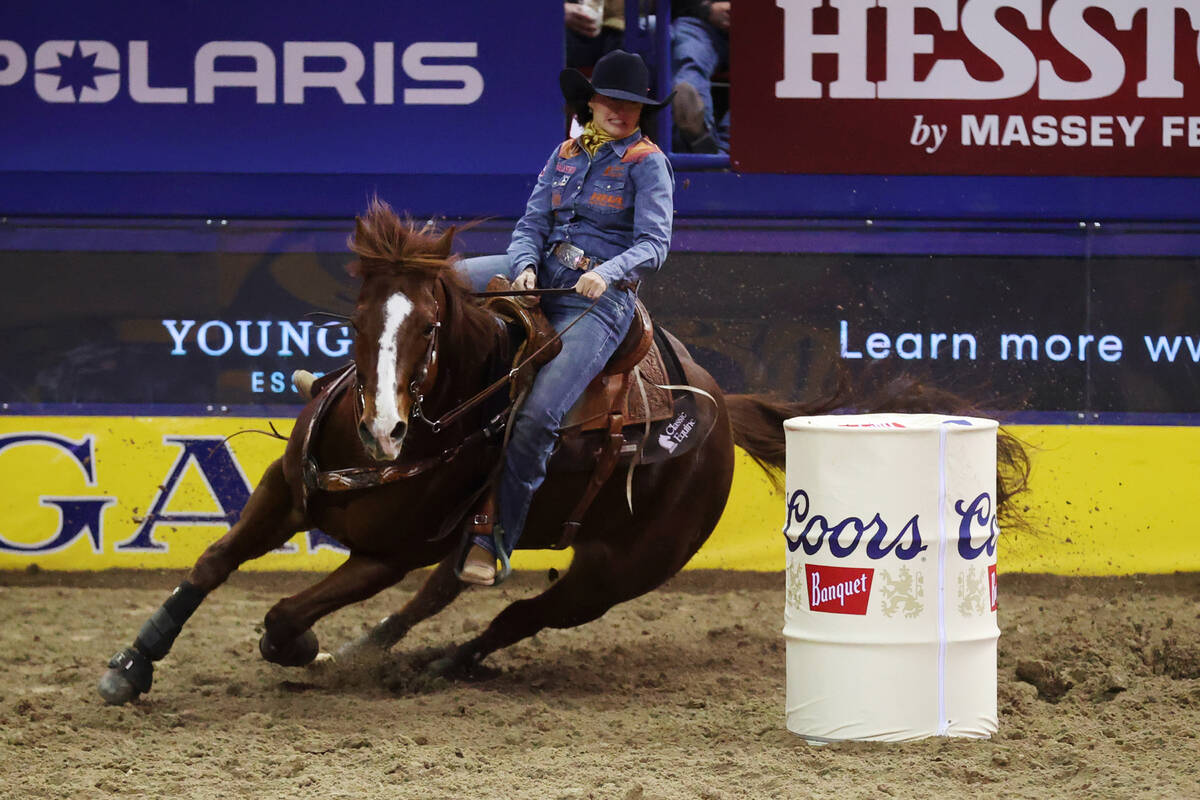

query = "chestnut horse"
[{"left": 97, "top": 203, "right": 1026, "bottom": 704}]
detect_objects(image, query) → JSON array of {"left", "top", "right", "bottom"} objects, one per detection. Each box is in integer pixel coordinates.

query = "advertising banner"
[
  {"left": 2, "top": 415, "right": 1198, "bottom": 574},
  {"left": 3, "top": 238, "right": 1200, "bottom": 576},
  {"left": 3, "top": 247, "right": 1200, "bottom": 412},
  {"left": 0, "top": 416, "right": 352, "bottom": 571},
  {"left": 646, "top": 251, "right": 1200, "bottom": 416},
  {"left": 732, "top": 0, "right": 1200, "bottom": 174},
  {"left": 0, "top": 1, "right": 561, "bottom": 175},
  {"left": 0, "top": 248, "right": 359, "bottom": 406}
]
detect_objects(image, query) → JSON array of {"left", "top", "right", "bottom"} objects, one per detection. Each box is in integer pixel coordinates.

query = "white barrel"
[{"left": 782, "top": 413, "right": 1000, "bottom": 742}]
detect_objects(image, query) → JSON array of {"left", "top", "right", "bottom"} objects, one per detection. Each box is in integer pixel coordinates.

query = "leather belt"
[{"left": 550, "top": 242, "right": 603, "bottom": 272}]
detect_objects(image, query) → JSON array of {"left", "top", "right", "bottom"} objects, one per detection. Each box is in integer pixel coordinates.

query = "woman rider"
[{"left": 455, "top": 49, "right": 676, "bottom": 585}]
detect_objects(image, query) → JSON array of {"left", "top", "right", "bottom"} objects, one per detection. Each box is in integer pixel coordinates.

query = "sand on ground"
[{"left": 0, "top": 569, "right": 1197, "bottom": 800}]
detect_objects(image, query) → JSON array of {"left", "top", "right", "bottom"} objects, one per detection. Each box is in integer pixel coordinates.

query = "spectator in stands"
[
  {"left": 565, "top": 0, "right": 625, "bottom": 69},
  {"left": 672, "top": 0, "right": 729, "bottom": 154}
]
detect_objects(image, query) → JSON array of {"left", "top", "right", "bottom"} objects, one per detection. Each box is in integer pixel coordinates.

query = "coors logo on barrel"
[{"left": 782, "top": 487, "right": 998, "bottom": 561}]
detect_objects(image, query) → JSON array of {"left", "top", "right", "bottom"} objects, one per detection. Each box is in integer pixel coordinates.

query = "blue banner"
[{"left": 0, "top": 1, "right": 562, "bottom": 175}]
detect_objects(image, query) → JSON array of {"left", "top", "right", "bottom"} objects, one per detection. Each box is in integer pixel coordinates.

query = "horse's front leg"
[
  {"left": 258, "top": 553, "right": 407, "bottom": 667},
  {"left": 97, "top": 458, "right": 305, "bottom": 705},
  {"left": 335, "top": 551, "right": 465, "bottom": 662}
]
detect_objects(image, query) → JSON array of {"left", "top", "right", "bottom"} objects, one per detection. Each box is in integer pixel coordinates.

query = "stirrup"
[
  {"left": 490, "top": 527, "right": 513, "bottom": 585},
  {"left": 292, "top": 369, "right": 317, "bottom": 401}
]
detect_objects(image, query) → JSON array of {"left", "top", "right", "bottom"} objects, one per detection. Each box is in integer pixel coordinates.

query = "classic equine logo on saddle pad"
[{"left": 657, "top": 409, "right": 696, "bottom": 454}]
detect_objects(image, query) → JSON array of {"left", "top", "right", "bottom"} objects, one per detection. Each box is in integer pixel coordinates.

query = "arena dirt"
[{"left": 1, "top": 569, "right": 1197, "bottom": 800}]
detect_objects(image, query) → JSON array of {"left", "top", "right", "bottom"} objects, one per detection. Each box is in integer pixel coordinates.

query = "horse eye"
[{"left": 424, "top": 323, "right": 437, "bottom": 337}]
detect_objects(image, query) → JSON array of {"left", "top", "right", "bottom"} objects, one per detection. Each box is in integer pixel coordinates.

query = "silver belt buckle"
[{"left": 555, "top": 242, "right": 587, "bottom": 270}]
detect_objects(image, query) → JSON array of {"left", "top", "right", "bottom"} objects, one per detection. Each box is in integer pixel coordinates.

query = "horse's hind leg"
[
  {"left": 97, "top": 458, "right": 304, "bottom": 705},
  {"left": 433, "top": 524, "right": 696, "bottom": 677},
  {"left": 335, "top": 552, "right": 465, "bottom": 661}
]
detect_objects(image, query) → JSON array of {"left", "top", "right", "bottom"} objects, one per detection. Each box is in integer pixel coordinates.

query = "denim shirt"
[{"left": 506, "top": 129, "right": 675, "bottom": 288}]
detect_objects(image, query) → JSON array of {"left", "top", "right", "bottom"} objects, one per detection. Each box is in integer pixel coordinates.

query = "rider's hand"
[
  {"left": 513, "top": 267, "right": 537, "bottom": 291},
  {"left": 564, "top": 2, "right": 602, "bottom": 37},
  {"left": 575, "top": 271, "right": 608, "bottom": 299},
  {"left": 513, "top": 267, "right": 537, "bottom": 305}
]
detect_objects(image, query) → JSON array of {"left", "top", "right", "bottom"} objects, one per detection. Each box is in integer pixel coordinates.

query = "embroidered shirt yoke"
[{"left": 507, "top": 129, "right": 675, "bottom": 287}]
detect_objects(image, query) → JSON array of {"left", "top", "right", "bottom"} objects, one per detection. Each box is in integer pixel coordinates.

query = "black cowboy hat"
[{"left": 560, "top": 49, "right": 674, "bottom": 113}]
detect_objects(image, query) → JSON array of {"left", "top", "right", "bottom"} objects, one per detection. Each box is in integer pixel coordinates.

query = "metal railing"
[{"left": 623, "top": 0, "right": 731, "bottom": 170}]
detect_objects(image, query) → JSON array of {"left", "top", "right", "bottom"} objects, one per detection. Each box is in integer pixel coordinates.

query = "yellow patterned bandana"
[{"left": 580, "top": 120, "right": 619, "bottom": 157}]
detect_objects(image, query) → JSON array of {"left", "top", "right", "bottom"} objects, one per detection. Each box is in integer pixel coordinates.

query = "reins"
[
  {"left": 472, "top": 287, "right": 579, "bottom": 298},
  {"left": 410, "top": 289, "right": 605, "bottom": 434}
]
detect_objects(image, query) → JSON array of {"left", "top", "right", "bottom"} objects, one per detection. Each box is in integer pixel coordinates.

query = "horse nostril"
[{"left": 390, "top": 421, "right": 407, "bottom": 441}]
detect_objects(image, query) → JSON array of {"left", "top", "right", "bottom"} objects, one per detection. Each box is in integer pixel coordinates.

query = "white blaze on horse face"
[{"left": 371, "top": 291, "right": 414, "bottom": 459}]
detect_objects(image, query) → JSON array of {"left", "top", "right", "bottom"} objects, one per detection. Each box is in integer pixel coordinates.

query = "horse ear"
[
  {"left": 344, "top": 259, "right": 362, "bottom": 278},
  {"left": 433, "top": 225, "right": 456, "bottom": 258}
]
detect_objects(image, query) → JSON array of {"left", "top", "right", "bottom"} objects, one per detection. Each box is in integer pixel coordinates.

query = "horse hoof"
[
  {"left": 98, "top": 647, "right": 152, "bottom": 704},
  {"left": 425, "top": 651, "right": 497, "bottom": 682},
  {"left": 333, "top": 636, "right": 386, "bottom": 667},
  {"left": 98, "top": 668, "right": 141, "bottom": 705},
  {"left": 425, "top": 655, "right": 455, "bottom": 677},
  {"left": 259, "top": 629, "right": 320, "bottom": 667}
]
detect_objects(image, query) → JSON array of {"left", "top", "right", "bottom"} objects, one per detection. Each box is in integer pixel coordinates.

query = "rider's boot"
[
  {"left": 460, "top": 544, "right": 497, "bottom": 586},
  {"left": 458, "top": 492, "right": 510, "bottom": 586},
  {"left": 460, "top": 492, "right": 498, "bottom": 585}
]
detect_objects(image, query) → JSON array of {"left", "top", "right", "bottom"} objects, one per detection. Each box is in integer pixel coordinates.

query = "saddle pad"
[
  {"left": 624, "top": 339, "right": 674, "bottom": 423},
  {"left": 549, "top": 328, "right": 718, "bottom": 473}
]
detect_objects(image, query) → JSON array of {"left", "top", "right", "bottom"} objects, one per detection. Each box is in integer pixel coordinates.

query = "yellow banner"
[{"left": 0, "top": 418, "right": 1194, "bottom": 575}]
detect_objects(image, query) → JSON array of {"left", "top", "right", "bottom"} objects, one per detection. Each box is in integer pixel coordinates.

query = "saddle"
[
  {"left": 481, "top": 276, "right": 674, "bottom": 437},
  {"left": 481, "top": 277, "right": 562, "bottom": 399},
  {"left": 560, "top": 300, "right": 674, "bottom": 432},
  {"left": 483, "top": 280, "right": 713, "bottom": 549}
]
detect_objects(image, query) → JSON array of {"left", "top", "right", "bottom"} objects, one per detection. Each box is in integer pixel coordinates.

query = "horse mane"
[
  {"left": 348, "top": 196, "right": 501, "bottom": 360},
  {"left": 347, "top": 196, "right": 464, "bottom": 282}
]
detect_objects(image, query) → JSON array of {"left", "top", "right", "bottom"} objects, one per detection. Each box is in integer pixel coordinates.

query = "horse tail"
[
  {"left": 725, "top": 391, "right": 845, "bottom": 481},
  {"left": 725, "top": 375, "right": 1031, "bottom": 527}
]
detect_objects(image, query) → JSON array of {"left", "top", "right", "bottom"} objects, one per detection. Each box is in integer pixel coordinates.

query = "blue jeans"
[
  {"left": 457, "top": 253, "right": 636, "bottom": 556},
  {"left": 457, "top": 253, "right": 512, "bottom": 292},
  {"left": 671, "top": 16, "right": 730, "bottom": 151}
]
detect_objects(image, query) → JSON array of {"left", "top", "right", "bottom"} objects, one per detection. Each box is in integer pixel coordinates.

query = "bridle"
[
  {"left": 408, "top": 312, "right": 441, "bottom": 429},
  {"left": 356, "top": 281, "right": 609, "bottom": 441},
  {"left": 352, "top": 288, "right": 443, "bottom": 433}
]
